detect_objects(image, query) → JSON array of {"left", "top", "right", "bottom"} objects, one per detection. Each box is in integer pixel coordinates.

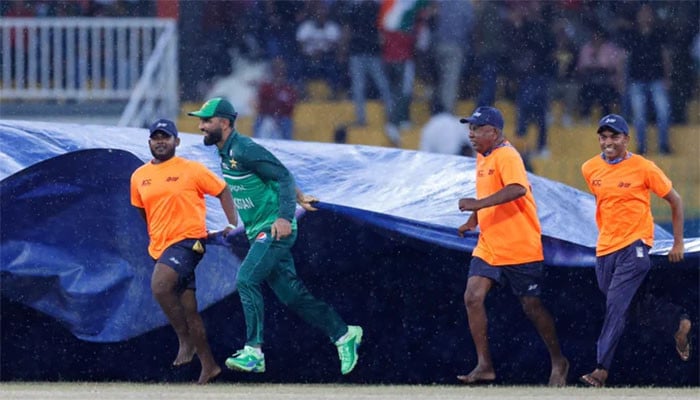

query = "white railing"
[{"left": 0, "top": 18, "right": 178, "bottom": 127}]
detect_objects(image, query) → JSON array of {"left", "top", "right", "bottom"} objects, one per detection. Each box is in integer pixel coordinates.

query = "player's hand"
[
  {"left": 458, "top": 197, "right": 480, "bottom": 212},
  {"left": 222, "top": 224, "right": 236, "bottom": 237},
  {"left": 668, "top": 242, "right": 684, "bottom": 263},
  {"left": 206, "top": 229, "right": 235, "bottom": 246},
  {"left": 271, "top": 218, "right": 292, "bottom": 240},
  {"left": 297, "top": 192, "right": 319, "bottom": 211},
  {"left": 457, "top": 221, "right": 477, "bottom": 237}
]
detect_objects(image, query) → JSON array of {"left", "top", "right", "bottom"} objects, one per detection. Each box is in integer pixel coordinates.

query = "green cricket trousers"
[{"left": 236, "top": 229, "right": 348, "bottom": 346}]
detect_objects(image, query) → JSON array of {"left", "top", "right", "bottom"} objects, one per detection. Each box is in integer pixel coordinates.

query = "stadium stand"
[{"left": 179, "top": 93, "right": 699, "bottom": 225}]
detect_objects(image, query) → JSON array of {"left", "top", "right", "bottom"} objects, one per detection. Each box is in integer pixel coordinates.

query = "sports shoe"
[
  {"left": 335, "top": 325, "right": 363, "bottom": 375},
  {"left": 225, "top": 345, "right": 265, "bottom": 373}
]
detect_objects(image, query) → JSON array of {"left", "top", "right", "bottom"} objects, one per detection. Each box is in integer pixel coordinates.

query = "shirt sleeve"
[
  {"left": 190, "top": 161, "right": 227, "bottom": 196},
  {"left": 241, "top": 142, "right": 297, "bottom": 221},
  {"left": 581, "top": 160, "right": 595, "bottom": 195},
  {"left": 499, "top": 148, "right": 530, "bottom": 189},
  {"left": 130, "top": 171, "right": 144, "bottom": 208},
  {"left": 644, "top": 159, "right": 673, "bottom": 198}
]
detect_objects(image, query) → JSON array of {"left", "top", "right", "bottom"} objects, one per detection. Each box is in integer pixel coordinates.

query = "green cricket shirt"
[{"left": 217, "top": 131, "right": 297, "bottom": 240}]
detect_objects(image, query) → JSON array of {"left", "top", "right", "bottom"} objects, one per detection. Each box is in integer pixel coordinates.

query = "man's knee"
[
  {"left": 275, "top": 279, "right": 310, "bottom": 308},
  {"left": 464, "top": 276, "right": 492, "bottom": 308},
  {"left": 236, "top": 274, "right": 257, "bottom": 290},
  {"left": 464, "top": 288, "right": 486, "bottom": 309},
  {"left": 519, "top": 296, "right": 543, "bottom": 316},
  {"left": 151, "top": 283, "right": 169, "bottom": 299},
  {"left": 151, "top": 263, "right": 180, "bottom": 297}
]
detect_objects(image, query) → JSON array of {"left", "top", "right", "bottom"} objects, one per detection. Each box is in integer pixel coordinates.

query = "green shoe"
[
  {"left": 225, "top": 345, "right": 265, "bottom": 373},
  {"left": 335, "top": 325, "right": 363, "bottom": 375}
]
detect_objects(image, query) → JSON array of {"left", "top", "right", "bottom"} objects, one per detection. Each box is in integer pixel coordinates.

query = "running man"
[
  {"left": 130, "top": 118, "right": 238, "bottom": 384},
  {"left": 188, "top": 97, "right": 363, "bottom": 375},
  {"left": 579, "top": 114, "right": 690, "bottom": 387},
  {"left": 456, "top": 106, "right": 569, "bottom": 386}
]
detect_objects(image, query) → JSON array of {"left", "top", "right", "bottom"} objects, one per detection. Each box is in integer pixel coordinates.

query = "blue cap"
[
  {"left": 149, "top": 118, "right": 178, "bottom": 138},
  {"left": 459, "top": 106, "right": 504, "bottom": 130},
  {"left": 597, "top": 114, "right": 629, "bottom": 135}
]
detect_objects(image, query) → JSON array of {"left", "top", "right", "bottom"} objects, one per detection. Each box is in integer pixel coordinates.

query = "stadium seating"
[{"left": 178, "top": 91, "right": 699, "bottom": 224}]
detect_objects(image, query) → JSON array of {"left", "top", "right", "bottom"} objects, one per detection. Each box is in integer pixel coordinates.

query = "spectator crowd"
[{"left": 3, "top": 0, "right": 699, "bottom": 153}]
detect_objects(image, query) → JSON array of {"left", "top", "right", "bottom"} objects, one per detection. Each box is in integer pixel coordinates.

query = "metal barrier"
[{"left": 0, "top": 17, "right": 178, "bottom": 127}]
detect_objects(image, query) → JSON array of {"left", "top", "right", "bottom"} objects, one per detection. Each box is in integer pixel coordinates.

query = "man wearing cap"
[
  {"left": 579, "top": 114, "right": 688, "bottom": 387},
  {"left": 188, "top": 97, "right": 363, "bottom": 375},
  {"left": 455, "top": 106, "right": 569, "bottom": 386},
  {"left": 130, "top": 118, "right": 238, "bottom": 384}
]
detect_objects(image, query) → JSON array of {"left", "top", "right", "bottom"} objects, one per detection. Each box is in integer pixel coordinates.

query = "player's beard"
[
  {"left": 150, "top": 146, "right": 175, "bottom": 162},
  {"left": 203, "top": 128, "right": 222, "bottom": 146}
]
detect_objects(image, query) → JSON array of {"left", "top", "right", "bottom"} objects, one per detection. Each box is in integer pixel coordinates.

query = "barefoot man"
[
  {"left": 130, "top": 119, "right": 238, "bottom": 384},
  {"left": 456, "top": 107, "right": 569, "bottom": 386}
]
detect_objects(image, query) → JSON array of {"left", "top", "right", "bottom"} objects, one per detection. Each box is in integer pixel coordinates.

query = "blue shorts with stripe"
[{"left": 468, "top": 256, "right": 545, "bottom": 297}]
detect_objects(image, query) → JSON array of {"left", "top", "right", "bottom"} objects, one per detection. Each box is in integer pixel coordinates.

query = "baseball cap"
[
  {"left": 149, "top": 118, "right": 178, "bottom": 138},
  {"left": 459, "top": 106, "right": 504, "bottom": 130},
  {"left": 187, "top": 97, "right": 238, "bottom": 120},
  {"left": 597, "top": 114, "right": 629, "bottom": 135}
]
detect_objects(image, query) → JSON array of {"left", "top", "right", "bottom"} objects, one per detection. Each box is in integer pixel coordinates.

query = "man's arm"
[
  {"left": 458, "top": 184, "right": 526, "bottom": 212},
  {"left": 244, "top": 147, "right": 296, "bottom": 240},
  {"left": 250, "top": 159, "right": 319, "bottom": 213},
  {"left": 217, "top": 185, "right": 238, "bottom": 232},
  {"left": 663, "top": 188, "right": 684, "bottom": 263},
  {"left": 457, "top": 212, "right": 478, "bottom": 237},
  {"left": 248, "top": 156, "right": 296, "bottom": 222},
  {"left": 296, "top": 187, "right": 319, "bottom": 211}
]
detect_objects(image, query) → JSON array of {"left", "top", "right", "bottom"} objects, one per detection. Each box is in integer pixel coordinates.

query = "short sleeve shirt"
[
  {"left": 130, "top": 156, "right": 226, "bottom": 259},
  {"left": 581, "top": 154, "right": 672, "bottom": 256},
  {"left": 473, "top": 143, "right": 544, "bottom": 265}
]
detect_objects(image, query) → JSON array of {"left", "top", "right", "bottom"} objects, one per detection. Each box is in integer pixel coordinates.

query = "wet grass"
[{"left": 1, "top": 382, "right": 698, "bottom": 400}]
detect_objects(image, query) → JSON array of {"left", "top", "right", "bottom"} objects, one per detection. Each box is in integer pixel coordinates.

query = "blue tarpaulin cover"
[{"left": 1, "top": 119, "right": 698, "bottom": 345}]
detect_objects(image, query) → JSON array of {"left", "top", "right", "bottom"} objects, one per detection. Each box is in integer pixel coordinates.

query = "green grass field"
[{"left": 1, "top": 383, "right": 699, "bottom": 400}]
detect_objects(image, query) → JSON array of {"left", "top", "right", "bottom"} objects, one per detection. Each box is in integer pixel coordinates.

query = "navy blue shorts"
[
  {"left": 155, "top": 238, "right": 205, "bottom": 292},
  {"left": 468, "top": 256, "right": 545, "bottom": 297}
]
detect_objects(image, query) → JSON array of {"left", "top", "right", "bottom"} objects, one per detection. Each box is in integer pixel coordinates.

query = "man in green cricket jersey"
[{"left": 188, "top": 97, "right": 363, "bottom": 375}]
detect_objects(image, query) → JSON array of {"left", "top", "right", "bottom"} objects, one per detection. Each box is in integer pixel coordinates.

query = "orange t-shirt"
[
  {"left": 473, "top": 143, "right": 544, "bottom": 265},
  {"left": 130, "top": 156, "right": 226, "bottom": 259},
  {"left": 581, "top": 154, "right": 672, "bottom": 256}
]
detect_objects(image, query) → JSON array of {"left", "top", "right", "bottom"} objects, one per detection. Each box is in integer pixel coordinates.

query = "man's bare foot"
[
  {"left": 198, "top": 365, "right": 222, "bottom": 385},
  {"left": 548, "top": 357, "right": 569, "bottom": 387},
  {"left": 675, "top": 318, "right": 692, "bottom": 362},
  {"left": 457, "top": 365, "right": 496, "bottom": 384},
  {"left": 173, "top": 342, "right": 195, "bottom": 367},
  {"left": 579, "top": 368, "right": 607, "bottom": 388}
]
